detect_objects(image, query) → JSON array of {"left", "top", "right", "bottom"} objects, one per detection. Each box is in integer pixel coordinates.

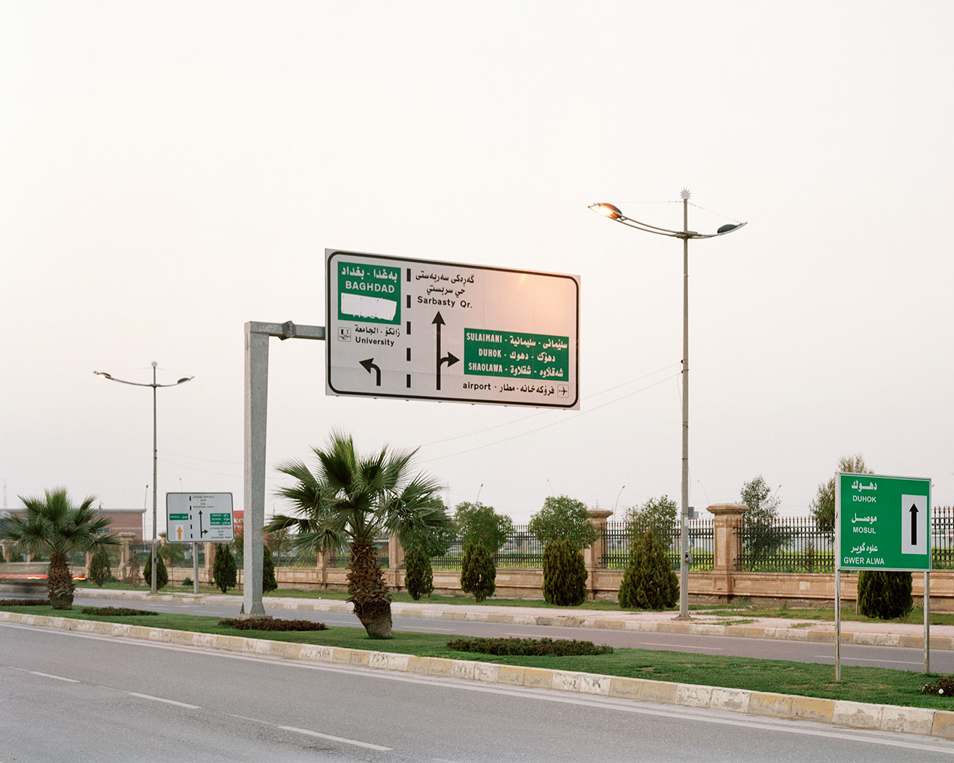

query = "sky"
[{"left": 3, "top": 1, "right": 953, "bottom": 537}]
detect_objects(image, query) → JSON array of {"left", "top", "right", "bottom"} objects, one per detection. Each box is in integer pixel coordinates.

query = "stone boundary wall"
[{"left": 3, "top": 609, "right": 953, "bottom": 741}]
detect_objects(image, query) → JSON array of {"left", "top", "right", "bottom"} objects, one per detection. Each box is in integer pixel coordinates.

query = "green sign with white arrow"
[{"left": 836, "top": 473, "right": 931, "bottom": 571}]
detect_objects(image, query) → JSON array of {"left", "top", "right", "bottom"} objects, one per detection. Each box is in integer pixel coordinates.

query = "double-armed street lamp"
[
  {"left": 589, "top": 190, "right": 746, "bottom": 620},
  {"left": 94, "top": 362, "right": 194, "bottom": 594}
]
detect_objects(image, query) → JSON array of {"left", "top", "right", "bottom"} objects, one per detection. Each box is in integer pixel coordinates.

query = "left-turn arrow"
[{"left": 360, "top": 358, "right": 382, "bottom": 386}]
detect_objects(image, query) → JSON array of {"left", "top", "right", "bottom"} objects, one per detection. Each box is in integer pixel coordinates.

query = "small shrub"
[
  {"left": 262, "top": 544, "right": 278, "bottom": 593},
  {"left": 182, "top": 577, "right": 193, "bottom": 587},
  {"left": 143, "top": 551, "right": 169, "bottom": 590},
  {"left": 618, "top": 529, "right": 678, "bottom": 610},
  {"left": 218, "top": 617, "right": 327, "bottom": 631},
  {"left": 405, "top": 544, "right": 434, "bottom": 601},
  {"left": 81, "top": 606, "right": 158, "bottom": 616},
  {"left": 447, "top": 636, "right": 612, "bottom": 657},
  {"left": 212, "top": 544, "right": 237, "bottom": 594},
  {"left": 923, "top": 676, "right": 954, "bottom": 696},
  {"left": 858, "top": 570, "right": 913, "bottom": 620},
  {"left": 88, "top": 547, "right": 112, "bottom": 587},
  {"left": 0, "top": 598, "right": 51, "bottom": 607},
  {"left": 541, "top": 538, "right": 587, "bottom": 606},
  {"left": 460, "top": 541, "right": 495, "bottom": 603}
]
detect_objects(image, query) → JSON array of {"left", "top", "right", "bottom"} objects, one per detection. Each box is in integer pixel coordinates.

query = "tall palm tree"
[
  {"left": 0, "top": 488, "right": 117, "bottom": 609},
  {"left": 266, "top": 431, "right": 450, "bottom": 638}
]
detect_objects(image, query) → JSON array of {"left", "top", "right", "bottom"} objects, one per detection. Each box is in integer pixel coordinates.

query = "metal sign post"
[{"left": 835, "top": 472, "right": 931, "bottom": 680}]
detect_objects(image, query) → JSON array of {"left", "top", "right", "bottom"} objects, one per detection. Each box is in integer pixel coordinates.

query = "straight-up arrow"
[
  {"left": 432, "top": 312, "right": 459, "bottom": 391},
  {"left": 910, "top": 503, "right": 919, "bottom": 546}
]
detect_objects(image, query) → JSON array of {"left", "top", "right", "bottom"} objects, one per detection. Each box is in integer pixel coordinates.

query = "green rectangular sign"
[
  {"left": 463, "top": 329, "right": 569, "bottom": 382},
  {"left": 336, "top": 260, "right": 401, "bottom": 325},
  {"left": 836, "top": 473, "right": 931, "bottom": 571}
]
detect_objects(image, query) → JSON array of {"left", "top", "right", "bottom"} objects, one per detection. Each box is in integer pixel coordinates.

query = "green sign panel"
[
  {"left": 336, "top": 260, "right": 401, "bottom": 325},
  {"left": 836, "top": 473, "right": 931, "bottom": 571},
  {"left": 209, "top": 513, "right": 232, "bottom": 527},
  {"left": 463, "top": 329, "right": 569, "bottom": 382}
]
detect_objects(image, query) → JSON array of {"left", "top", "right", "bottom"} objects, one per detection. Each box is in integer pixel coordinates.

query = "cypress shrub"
[
  {"left": 618, "top": 529, "right": 678, "bottom": 610},
  {"left": 857, "top": 570, "right": 913, "bottom": 620},
  {"left": 460, "top": 541, "right": 496, "bottom": 603},
  {"left": 541, "top": 538, "right": 587, "bottom": 606},
  {"left": 143, "top": 551, "right": 168, "bottom": 590},
  {"left": 262, "top": 544, "right": 278, "bottom": 593},
  {"left": 405, "top": 544, "right": 434, "bottom": 600},
  {"left": 212, "top": 544, "right": 237, "bottom": 594},
  {"left": 88, "top": 547, "right": 112, "bottom": 587}
]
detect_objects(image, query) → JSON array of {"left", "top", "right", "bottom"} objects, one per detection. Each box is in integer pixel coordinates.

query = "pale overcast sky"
[{"left": 2, "top": 2, "right": 952, "bottom": 535}]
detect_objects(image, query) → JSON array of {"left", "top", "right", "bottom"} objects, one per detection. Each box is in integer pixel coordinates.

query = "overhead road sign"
[
  {"left": 166, "top": 493, "right": 234, "bottom": 543},
  {"left": 836, "top": 473, "right": 931, "bottom": 572},
  {"left": 326, "top": 249, "right": 580, "bottom": 409}
]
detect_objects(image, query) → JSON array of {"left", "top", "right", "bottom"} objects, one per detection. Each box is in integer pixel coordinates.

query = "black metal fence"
[
  {"left": 735, "top": 516, "right": 834, "bottom": 573},
  {"left": 601, "top": 520, "right": 715, "bottom": 571}
]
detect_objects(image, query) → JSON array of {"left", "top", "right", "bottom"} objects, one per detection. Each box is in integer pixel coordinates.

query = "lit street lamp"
[
  {"left": 589, "top": 190, "right": 746, "bottom": 619},
  {"left": 94, "top": 362, "right": 194, "bottom": 594}
]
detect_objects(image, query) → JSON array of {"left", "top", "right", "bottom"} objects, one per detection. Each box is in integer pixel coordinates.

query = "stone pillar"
[
  {"left": 204, "top": 542, "right": 216, "bottom": 583},
  {"left": 316, "top": 548, "right": 330, "bottom": 587},
  {"left": 117, "top": 532, "right": 136, "bottom": 580},
  {"left": 387, "top": 533, "right": 404, "bottom": 589},
  {"left": 2, "top": 540, "right": 12, "bottom": 562},
  {"left": 708, "top": 503, "right": 747, "bottom": 601},
  {"left": 583, "top": 509, "right": 613, "bottom": 600}
]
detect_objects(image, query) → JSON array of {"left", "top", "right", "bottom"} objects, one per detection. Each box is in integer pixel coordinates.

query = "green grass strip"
[{"left": 4, "top": 604, "right": 952, "bottom": 711}]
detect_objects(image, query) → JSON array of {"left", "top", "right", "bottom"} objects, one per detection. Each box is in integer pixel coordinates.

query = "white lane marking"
[
  {"left": 815, "top": 655, "right": 923, "bottom": 667},
  {"left": 29, "top": 670, "right": 80, "bottom": 683},
  {"left": 642, "top": 642, "right": 724, "bottom": 652},
  {"left": 127, "top": 691, "right": 201, "bottom": 709},
  {"left": 278, "top": 726, "right": 391, "bottom": 751},
  {"left": 406, "top": 626, "right": 456, "bottom": 633}
]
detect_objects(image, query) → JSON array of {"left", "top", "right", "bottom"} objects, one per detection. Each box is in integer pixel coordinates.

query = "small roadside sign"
[
  {"left": 166, "top": 493, "right": 234, "bottom": 543},
  {"left": 836, "top": 473, "right": 931, "bottom": 571}
]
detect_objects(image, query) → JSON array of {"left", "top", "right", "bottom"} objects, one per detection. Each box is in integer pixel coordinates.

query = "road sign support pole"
[
  {"left": 925, "top": 571, "right": 931, "bottom": 674},
  {"left": 243, "top": 321, "right": 325, "bottom": 618},
  {"left": 192, "top": 541, "right": 199, "bottom": 595},
  {"left": 835, "top": 568, "right": 841, "bottom": 682}
]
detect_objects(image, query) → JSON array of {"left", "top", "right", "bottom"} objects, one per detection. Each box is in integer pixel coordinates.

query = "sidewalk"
[{"left": 76, "top": 588, "right": 953, "bottom": 651}]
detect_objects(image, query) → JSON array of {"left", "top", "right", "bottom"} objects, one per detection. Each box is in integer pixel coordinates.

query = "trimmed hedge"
[
  {"left": 81, "top": 606, "right": 158, "bottom": 617},
  {"left": 447, "top": 636, "right": 612, "bottom": 656},
  {"left": 218, "top": 617, "right": 327, "bottom": 632}
]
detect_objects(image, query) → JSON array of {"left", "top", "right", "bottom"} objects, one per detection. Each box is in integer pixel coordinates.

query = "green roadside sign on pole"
[
  {"left": 836, "top": 473, "right": 931, "bottom": 572},
  {"left": 834, "top": 471, "right": 932, "bottom": 681}
]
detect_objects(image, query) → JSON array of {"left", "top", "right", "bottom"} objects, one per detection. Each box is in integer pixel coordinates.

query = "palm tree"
[
  {"left": 0, "top": 488, "right": 117, "bottom": 609},
  {"left": 266, "top": 431, "right": 450, "bottom": 638}
]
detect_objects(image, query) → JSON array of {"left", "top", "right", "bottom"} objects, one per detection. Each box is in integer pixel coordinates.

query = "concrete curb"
[
  {"left": 3, "top": 609, "right": 952, "bottom": 742},
  {"left": 74, "top": 589, "right": 954, "bottom": 651}
]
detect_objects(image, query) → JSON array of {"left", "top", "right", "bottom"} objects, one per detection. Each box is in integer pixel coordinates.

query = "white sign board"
[
  {"left": 166, "top": 493, "right": 234, "bottom": 543},
  {"left": 326, "top": 249, "right": 580, "bottom": 408}
]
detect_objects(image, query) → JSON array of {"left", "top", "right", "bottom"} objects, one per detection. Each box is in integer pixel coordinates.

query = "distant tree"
[
  {"left": 739, "top": 476, "right": 789, "bottom": 569},
  {"left": 404, "top": 543, "right": 434, "bottom": 600},
  {"left": 541, "top": 538, "right": 588, "bottom": 606},
  {"left": 262, "top": 543, "right": 278, "bottom": 593},
  {"left": 212, "top": 543, "right": 237, "bottom": 594},
  {"left": 454, "top": 502, "right": 513, "bottom": 554},
  {"left": 811, "top": 454, "right": 871, "bottom": 534},
  {"left": 265, "top": 527, "right": 292, "bottom": 567},
  {"left": 89, "top": 547, "right": 112, "bottom": 587},
  {"left": 528, "top": 495, "right": 598, "bottom": 551},
  {"left": 618, "top": 529, "right": 678, "bottom": 610},
  {"left": 460, "top": 541, "right": 496, "bottom": 603},
  {"left": 143, "top": 550, "right": 169, "bottom": 590},
  {"left": 623, "top": 496, "right": 677, "bottom": 545},
  {"left": 0, "top": 488, "right": 116, "bottom": 609}
]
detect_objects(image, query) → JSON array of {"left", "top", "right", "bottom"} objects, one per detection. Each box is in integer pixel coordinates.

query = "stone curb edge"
[
  {"left": 4, "top": 609, "right": 953, "bottom": 742},
  {"left": 76, "top": 589, "right": 954, "bottom": 652}
]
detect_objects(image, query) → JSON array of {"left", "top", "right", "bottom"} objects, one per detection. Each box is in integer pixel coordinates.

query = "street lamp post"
[
  {"left": 589, "top": 191, "right": 745, "bottom": 620},
  {"left": 94, "top": 363, "right": 194, "bottom": 594}
]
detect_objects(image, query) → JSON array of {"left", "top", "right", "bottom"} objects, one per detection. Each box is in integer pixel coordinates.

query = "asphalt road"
[
  {"left": 71, "top": 594, "right": 954, "bottom": 674},
  {"left": 3, "top": 622, "right": 954, "bottom": 763}
]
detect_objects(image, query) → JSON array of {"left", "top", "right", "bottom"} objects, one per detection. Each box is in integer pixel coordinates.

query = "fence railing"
[
  {"left": 735, "top": 516, "right": 835, "bottom": 573},
  {"left": 601, "top": 520, "right": 715, "bottom": 571}
]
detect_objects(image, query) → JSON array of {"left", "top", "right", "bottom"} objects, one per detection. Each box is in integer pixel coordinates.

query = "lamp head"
[
  {"left": 176, "top": 376, "right": 194, "bottom": 385},
  {"left": 588, "top": 202, "right": 623, "bottom": 220},
  {"left": 93, "top": 371, "right": 112, "bottom": 380},
  {"left": 717, "top": 223, "right": 741, "bottom": 234}
]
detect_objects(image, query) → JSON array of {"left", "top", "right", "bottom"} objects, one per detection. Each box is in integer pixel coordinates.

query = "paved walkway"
[{"left": 76, "top": 588, "right": 951, "bottom": 650}]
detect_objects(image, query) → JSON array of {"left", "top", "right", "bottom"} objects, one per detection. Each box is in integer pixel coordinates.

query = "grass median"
[{"left": 4, "top": 603, "right": 952, "bottom": 711}]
